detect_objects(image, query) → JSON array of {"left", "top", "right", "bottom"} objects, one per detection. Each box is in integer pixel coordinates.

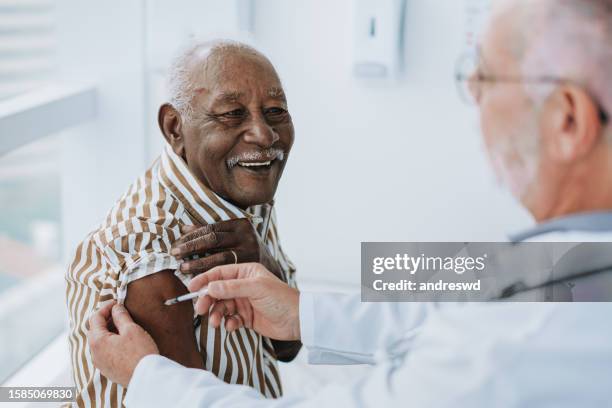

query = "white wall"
[
  {"left": 254, "top": 0, "right": 532, "bottom": 285},
  {"left": 56, "top": 0, "right": 147, "bottom": 259},
  {"left": 56, "top": 0, "right": 250, "bottom": 257},
  {"left": 55, "top": 0, "right": 533, "bottom": 286},
  {"left": 144, "top": 0, "right": 245, "bottom": 163}
]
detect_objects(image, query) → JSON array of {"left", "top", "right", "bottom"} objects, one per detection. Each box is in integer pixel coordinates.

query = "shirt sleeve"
[
  {"left": 300, "top": 292, "right": 433, "bottom": 365},
  {"left": 99, "top": 217, "right": 183, "bottom": 302}
]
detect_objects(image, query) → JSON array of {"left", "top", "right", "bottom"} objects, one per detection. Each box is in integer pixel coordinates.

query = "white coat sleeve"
[
  {"left": 124, "top": 353, "right": 416, "bottom": 408},
  {"left": 124, "top": 353, "right": 449, "bottom": 408},
  {"left": 124, "top": 293, "right": 434, "bottom": 407},
  {"left": 125, "top": 303, "right": 612, "bottom": 408},
  {"left": 299, "top": 292, "right": 433, "bottom": 365}
]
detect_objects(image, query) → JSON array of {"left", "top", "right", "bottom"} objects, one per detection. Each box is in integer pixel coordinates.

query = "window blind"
[{"left": 0, "top": 0, "right": 55, "bottom": 100}]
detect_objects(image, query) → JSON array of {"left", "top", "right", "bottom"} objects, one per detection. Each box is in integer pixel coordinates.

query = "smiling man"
[{"left": 65, "top": 40, "right": 299, "bottom": 407}]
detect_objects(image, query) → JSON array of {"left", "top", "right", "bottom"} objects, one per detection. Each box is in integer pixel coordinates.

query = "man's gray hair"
[
  {"left": 166, "top": 39, "right": 264, "bottom": 121},
  {"left": 519, "top": 0, "right": 612, "bottom": 124}
]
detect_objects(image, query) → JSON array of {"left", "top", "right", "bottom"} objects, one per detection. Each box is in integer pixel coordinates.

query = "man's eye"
[
  {"left": 222, "top": 109, "right": 246, "bottom": 118},
  {"left": 265, "top": 107, "right": 287, "bottom": 116}
]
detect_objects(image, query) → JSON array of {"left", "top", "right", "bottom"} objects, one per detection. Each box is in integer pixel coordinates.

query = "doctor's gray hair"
[
  {"left": 516, "top": 0, "right": 612, "bottom": 131},
  {"left": 166, "top": 39, "right": 265, "bottom": 121}
]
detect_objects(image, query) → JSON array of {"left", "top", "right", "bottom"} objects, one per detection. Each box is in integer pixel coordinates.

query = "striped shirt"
[{"left": 64, "top": 144, "right": 296, "bottom": 408}]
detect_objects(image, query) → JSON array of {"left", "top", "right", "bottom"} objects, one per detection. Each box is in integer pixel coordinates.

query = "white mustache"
[{"left": 226, "top": 148, "right": 285, "bottom": 169}]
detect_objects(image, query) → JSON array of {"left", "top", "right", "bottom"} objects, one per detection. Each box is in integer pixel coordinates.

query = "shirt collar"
[
  {"left": 509, "top": 211, "right": 612, "bottom": 243},
  {"left": 158, "top": 144, "right": 251, "bottom": 225}
]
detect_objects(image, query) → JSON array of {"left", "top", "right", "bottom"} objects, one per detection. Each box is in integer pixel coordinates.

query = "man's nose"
[{"left": 243, "top": 115, "right": 279, "bottom": 147}]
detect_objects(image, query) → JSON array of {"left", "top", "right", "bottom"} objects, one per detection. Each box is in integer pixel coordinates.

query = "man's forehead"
[
  {"left": 195, "top": 86, "right": 287, "bottom": 103},
  {"left": 184, "top": 45, "right": 285, "bottom": 104}
]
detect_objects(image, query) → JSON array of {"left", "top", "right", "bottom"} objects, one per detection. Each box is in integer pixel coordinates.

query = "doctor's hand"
[
  {"left": 188, "top": 263, "right": 301, "bottom": 341},
  {"left": 88, "top": 301, "right": 159, "bottom": 387}
]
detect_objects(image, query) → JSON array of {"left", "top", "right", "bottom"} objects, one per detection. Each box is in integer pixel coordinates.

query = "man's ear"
[
  {"left": 158, "top": 103, "right": 186, "bottom": 158},
  {"left": 541, "top": 84, "right": 604, "bottom": 163}
]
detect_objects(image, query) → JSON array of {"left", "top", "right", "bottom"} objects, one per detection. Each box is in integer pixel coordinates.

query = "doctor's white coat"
[{"left": 124, "top": 230, "right": 612, "bottom": 408}]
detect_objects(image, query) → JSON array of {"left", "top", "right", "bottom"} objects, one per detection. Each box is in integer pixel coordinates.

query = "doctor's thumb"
[{"left": 111, "top": 304, "right": 135, "bottom": 334}]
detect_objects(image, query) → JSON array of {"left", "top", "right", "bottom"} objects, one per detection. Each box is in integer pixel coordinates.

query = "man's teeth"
[{"left": 238, "top": 161, "right": 272, "bottom": 167}]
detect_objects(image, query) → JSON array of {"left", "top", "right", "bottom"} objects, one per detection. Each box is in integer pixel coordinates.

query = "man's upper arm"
[{"left": 124, "top": 270, "right": 203, "bottom": 369}]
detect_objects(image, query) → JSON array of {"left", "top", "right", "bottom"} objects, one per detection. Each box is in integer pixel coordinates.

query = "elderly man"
[
  {"left": 88, "top": 0, "right": 612, "bottom": 406},
  {"left": 65, "top": 40, "right": 300, "bottom": 407}
]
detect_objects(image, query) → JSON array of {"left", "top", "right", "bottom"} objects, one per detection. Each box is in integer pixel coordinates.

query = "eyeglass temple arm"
[{"left": 600, "top": 108, "right": 609, "bottom": 124}]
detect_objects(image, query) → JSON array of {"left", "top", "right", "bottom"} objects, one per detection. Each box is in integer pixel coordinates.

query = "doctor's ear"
[
  {"left": 159, "top": 103, "right": 186, "bottom": 158},
  {"left": 541, "top": 85, "right": 604, "bottom": 163}
]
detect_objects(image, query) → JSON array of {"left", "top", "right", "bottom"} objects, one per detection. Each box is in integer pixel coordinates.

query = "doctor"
[{"left": 88, "top": 0, "right": 612, "bottom": 406}]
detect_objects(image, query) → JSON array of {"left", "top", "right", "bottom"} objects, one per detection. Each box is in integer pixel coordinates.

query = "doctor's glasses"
[{"left": 454, "top": 51, "right": 609, "bottom": 125}]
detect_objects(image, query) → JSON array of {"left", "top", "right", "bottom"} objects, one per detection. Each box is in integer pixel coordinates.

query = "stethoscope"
[
  {"left": 495, "top": 262, "right": 612, "bottom": 299},
  {"left": 494, "top": 214, "right": 612, "bottom": 299}
]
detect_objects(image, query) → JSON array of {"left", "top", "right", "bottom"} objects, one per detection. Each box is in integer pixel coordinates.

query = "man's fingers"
[
  {"left": 171, "top": 231, "right": 236, "bottom": 259},
  {"left": 111, "top": 304, "right": 136, "bottom": 334},
  {"left": 180, "top": 251, "right": 238, "bottom": 275},
  {"left": 174, "top": 219, "right": 248, "bottom": 249},
  {"left": 180, "top": 225, "right": 198, "bottom": 234},
  {"left": 175, "top": 224, "right": 214, "bottom": 246}
]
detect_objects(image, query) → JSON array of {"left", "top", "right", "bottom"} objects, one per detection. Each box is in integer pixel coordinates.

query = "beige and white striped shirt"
[{"left": 65, "top": 144, "right": 296, "bottom": 408}]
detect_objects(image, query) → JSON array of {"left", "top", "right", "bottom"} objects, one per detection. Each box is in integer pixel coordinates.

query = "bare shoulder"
[{"left": 124, "top": 270, "right": 203, "bottom": 369}]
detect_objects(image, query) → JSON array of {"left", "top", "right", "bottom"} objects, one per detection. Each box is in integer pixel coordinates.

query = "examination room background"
[
  {"left": 0, "top": 0, "right": 534, "bottom": 391},
  {"left": 59, "top": 0, "right": 532, "bottom": 289}
]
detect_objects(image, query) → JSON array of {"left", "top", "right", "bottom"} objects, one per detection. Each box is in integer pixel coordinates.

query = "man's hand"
[
  {"left": 171, "top": 219, "right": 283, "bottom": 279},
  {"left": 188, "top": 263, "right": 301, "bottom": 341},
  {"left": 88, "top": 301, "right": 160, "bottom": 387}
]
